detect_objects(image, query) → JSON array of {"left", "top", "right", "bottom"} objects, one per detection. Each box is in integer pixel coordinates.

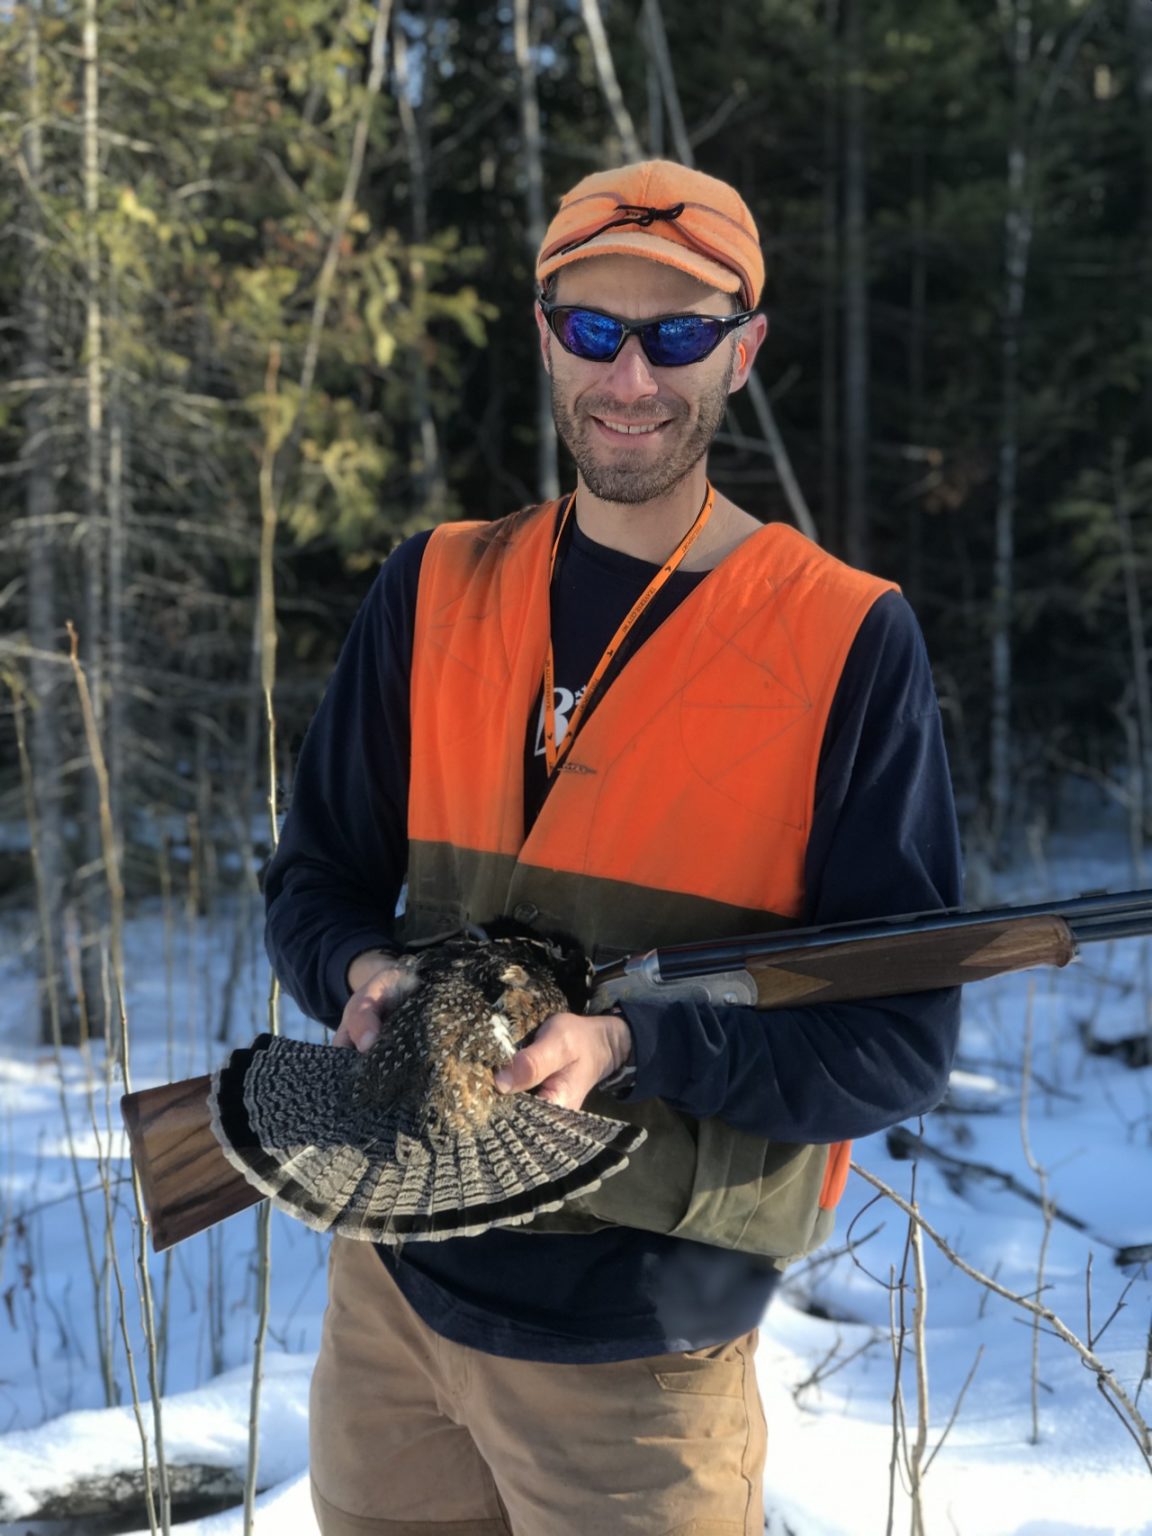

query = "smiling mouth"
[{"left": 590, "top": 417, "right": 670, "bottom": 438}]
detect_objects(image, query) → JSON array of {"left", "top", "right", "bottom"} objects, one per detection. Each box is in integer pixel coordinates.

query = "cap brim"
[{"left": 537, "top": 230, "right": 742, "bottom": 299}]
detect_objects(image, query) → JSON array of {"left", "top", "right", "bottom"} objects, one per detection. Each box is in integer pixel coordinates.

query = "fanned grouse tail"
[
  {"left": 208, "top": 927, "right": 644, "bottom": 1241},
  {"left": 208, "top": 1033, "right": 644, "bottom": 1242}
]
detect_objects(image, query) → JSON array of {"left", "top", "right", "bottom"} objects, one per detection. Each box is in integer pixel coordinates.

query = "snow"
[
  {"left": 1, "top": 831, "right": 1150, "bottom": 1535},
  {"left": 119, "top": 1475, "right": 318, "bottom": 1536},
  {"left": 0, "top": 1357, "right": 311, "bottom": 1521}
]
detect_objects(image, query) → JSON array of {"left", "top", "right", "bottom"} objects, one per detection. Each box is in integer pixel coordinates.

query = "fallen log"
[
  {"left": 885, "top": 1125, "right": 1150, "bottom": 1265},
  {"left": 0, "top": 1460, "right": 246, "bottom": 1527},
  {"left": 0, "top": 1356, "right": 310, "bottom": 1529}
]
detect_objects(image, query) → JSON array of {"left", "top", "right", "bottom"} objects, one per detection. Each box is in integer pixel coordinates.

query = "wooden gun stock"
[
  {"left": 121, "top": 1074, "right": 260, "bottom": 1251},
  {"left": 120, "top": 910, "right": 1097, "bottom": 1252}
]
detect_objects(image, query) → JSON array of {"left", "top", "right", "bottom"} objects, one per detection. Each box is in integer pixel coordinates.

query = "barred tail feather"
[{"left": 208, "top": 1033, "right": 645, "bottom": 1243}]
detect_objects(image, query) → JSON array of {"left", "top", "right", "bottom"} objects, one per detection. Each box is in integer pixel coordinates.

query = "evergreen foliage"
[{"left": 0, "top": 0, "right": 1149, "bottom": 924}]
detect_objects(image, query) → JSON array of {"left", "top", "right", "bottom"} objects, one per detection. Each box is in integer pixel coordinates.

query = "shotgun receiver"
[{"left": 121, "top": 886, "right": 1152, "bottom": 1251}]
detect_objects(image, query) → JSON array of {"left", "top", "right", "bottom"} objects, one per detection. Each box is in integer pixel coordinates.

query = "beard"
[{"left": 549, "top": 354, "right": 734, "bottom": 505}]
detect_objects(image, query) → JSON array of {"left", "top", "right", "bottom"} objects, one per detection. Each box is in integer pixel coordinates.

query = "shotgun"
[{"left": 121, "top": 885, "right": 1152, "bottom": 1252}]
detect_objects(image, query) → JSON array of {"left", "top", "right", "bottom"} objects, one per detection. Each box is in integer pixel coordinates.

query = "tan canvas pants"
[{"left": 310, "top": 1237, "right": 768, "bottom": 1536}]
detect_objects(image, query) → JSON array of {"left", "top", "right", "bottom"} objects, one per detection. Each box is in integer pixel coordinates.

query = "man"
[{"left": 265, "top": 160, "right": 962, "bottom": 1536}]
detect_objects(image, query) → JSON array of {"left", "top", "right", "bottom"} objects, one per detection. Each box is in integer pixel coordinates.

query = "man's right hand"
[{"left": 332, "top": 951, "right": 420, "bottom": 1052}]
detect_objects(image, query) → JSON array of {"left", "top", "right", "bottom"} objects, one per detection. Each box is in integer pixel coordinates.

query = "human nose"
[{"left": 600, "top": 336, "right": 660, "bottom": 402}]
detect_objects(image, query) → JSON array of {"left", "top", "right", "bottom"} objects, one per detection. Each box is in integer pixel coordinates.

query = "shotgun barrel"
[{"left": 605, "top": 886, "right": 1152, "bottom": 982}]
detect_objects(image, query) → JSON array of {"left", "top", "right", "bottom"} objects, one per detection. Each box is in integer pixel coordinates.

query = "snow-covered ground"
[{"left": 1, "top": 829, "right": 1149, "bottom": 1535}]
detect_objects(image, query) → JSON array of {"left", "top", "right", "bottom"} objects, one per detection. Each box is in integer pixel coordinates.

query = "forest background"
[{"left": 2, "top": 0, "right": 1152, "bottom": 1020}]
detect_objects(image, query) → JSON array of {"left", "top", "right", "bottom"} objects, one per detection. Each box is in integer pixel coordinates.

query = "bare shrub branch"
[{"left": 853, "top": 1162, "right": 1152, "bottom": 1470}]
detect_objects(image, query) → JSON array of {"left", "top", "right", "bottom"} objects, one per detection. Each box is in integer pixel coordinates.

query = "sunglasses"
[{"left": 539, "top": 300, "right": 755, "bottom": 368}]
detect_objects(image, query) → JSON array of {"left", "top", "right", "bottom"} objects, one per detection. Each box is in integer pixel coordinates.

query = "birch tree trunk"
[
  {"left": 842, "top": 0, "right": 870, "bottom": 569},
  {"left": 906, "top": 137, "right": 928, "bottom": 610},
  {"left": 513, "top": 0, "right": 559, "bottom": 502},
  {"left": 1111, "top": 440, "right": 1152, "bottom": 841},
  {"left": 989, "top": 0, "right": 1033, "bottom": 862},
  {"left": 1132, "top": 0, "right": 1152, "bottom": 438},
  {"left": 394, "top": 6, "right": 447, "bottom": 517},
  {"left": 22, "top": 0, "right": 71, "bottom": 1044},
  {"left": 83, "top": 0, "right": 104, "bottom": 721},
  {"left": 641, "top": 0, "right": 692, "bottom": 165},
  {"left": 646, "top": 41, "right": 664, "bottom": 158},
  {"left": 82, "top": 0, "right": 109, "bottom": 1038},
  {"left": 580, "top": 0, "right": 641, "bottom": 162},
  {"left": 821, "top": 0, "right": 841, "bottom": 549},
  {"left": 107, "top": 280, "right": 126, "bottom": 864}
]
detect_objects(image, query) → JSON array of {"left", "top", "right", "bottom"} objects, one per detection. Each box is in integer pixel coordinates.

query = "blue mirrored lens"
[
  {"left": 558, "top": 308, "right": 624, "bottom": 360},
  {"left": 643, "top": 316, "right": 720, "bottom": 366},
  {"left": 549, "top": 307, "right": 729, "bottom": 366}
]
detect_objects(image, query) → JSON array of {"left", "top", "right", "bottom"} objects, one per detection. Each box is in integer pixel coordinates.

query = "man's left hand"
[{"left": 493, "top": 1012, "right": 633, "bottom": 1111}]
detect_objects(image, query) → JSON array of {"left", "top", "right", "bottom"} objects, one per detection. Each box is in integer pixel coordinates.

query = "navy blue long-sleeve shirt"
[{"left": 265, "top": 514, "right": 963, "bottom": 1361}]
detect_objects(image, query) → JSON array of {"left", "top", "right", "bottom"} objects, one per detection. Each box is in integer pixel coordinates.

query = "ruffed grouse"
[{"left": 208, "top": 926, "right": 645, "bottom": 1243}]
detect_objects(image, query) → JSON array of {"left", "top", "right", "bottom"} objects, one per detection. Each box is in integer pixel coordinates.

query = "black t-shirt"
[
  {"left": 264, "top": 512, "right": 963, "bottom": 1362},
  {"left": 522, "top": 510, "right": 710, "bottom": 826}
]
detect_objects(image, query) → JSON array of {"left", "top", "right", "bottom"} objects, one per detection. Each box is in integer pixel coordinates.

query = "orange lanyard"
[{"left": 542, "top": 482, "right": 716, "bottom": 776}]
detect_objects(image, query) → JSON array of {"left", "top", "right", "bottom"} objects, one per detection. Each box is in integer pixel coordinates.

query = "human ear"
[{"left": 729, "top": 313, "right": 769, "bottom": 394}]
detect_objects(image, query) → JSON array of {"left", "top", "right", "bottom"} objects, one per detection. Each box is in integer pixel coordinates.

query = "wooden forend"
[{"left": 746, "top": 915, "right": 1077, "bottom": 1008}]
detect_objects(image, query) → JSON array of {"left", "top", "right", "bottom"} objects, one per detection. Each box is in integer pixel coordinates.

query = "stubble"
[{"left": 548, "top": 353, "right": 734, "bottom": 506}]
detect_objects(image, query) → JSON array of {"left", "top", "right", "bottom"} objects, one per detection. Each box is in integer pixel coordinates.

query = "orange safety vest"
[{"left": 404, "top": 501, "right": 897, "bottom": 1264}]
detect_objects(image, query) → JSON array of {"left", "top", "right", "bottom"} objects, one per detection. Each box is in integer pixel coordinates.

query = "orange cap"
[{"left": 536, "top": 160, "right": 764, "bottom": 310}]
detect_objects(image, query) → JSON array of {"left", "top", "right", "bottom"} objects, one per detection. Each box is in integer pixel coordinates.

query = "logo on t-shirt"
[{"left": 534, "top": 685, "right": 587, "bottom": 757}]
